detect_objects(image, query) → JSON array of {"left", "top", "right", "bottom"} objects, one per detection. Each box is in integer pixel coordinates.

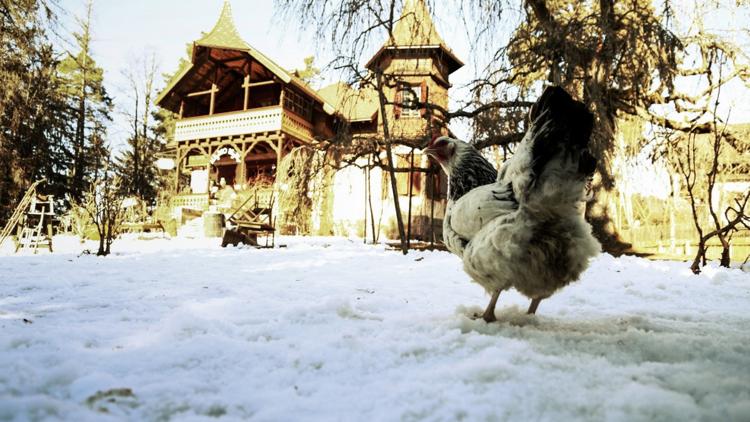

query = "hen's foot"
[
  {"left": 472, "top": 289, "right": 501, "bottom": 323},
  {"left": 527, "top": 298, "right": 542, "bottom": 315},
  {"left": 471, "top": 310, "right": 497, "bottom": 323}
]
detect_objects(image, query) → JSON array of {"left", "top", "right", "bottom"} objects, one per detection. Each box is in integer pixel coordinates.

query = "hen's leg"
[
  {"left": 481, "top": 289, "right": 501, "bottom": 323},
  {"left": 527, "top": 298, "right": 542, "bottom": 315}
]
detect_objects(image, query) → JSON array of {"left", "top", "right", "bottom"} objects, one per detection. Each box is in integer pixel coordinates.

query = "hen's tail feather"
[{"left": 528, "top": 86, "right": 596, "bottom": 183}]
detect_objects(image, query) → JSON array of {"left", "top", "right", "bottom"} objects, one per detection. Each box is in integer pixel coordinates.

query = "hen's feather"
[
  {"left": 445, "top": 85, "right": 600, "bottom": 302},
  {"left": 440, "top": 143, "right": 498, "bottom": 257}
]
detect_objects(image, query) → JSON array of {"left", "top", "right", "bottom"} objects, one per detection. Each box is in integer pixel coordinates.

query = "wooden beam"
[
  {"left": 246, "top": 139, "right": 261, "bottom": 155},
  {"left": 244, "top": 80, "right": 276, "bottom": 88},
  {"left": 243, "top": 74, "right": 250, "bottom": 111},
  {"left": 246, "top": 151, "right": 279, "bottom": 161},
  {"left": 179, "top": 100, "right": 184, "bottom": 119},
  {"left": 186, "top": 88, "right": 216, "bottom": 97},
  {"left": 218, "top": 55, "right": 246, "bottom": 64}
]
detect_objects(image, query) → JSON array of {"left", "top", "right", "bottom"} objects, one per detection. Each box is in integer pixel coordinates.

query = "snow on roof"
[{"left": 317, "top": 82, "right": 379, "bottom": 122}]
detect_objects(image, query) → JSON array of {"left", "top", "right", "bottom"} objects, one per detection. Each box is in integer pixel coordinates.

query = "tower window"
[{"left": 399, "top": 86, "right": 421, "bottom": 118}]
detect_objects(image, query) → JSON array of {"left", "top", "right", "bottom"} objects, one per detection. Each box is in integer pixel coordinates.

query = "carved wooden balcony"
[{"left": 174, "top": 106, "right": 314, "bottom": 142}]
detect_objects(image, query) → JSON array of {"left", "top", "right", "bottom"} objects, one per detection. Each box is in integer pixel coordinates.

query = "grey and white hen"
[{"left": 424, "top": 86, "right": 600, "bottom": 321}]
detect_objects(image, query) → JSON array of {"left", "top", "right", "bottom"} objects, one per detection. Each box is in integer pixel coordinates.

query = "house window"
[
  {"left": 283, "top": 88, "right": 313, "bottom": 120},
  {"left": 399, "top": 85, "right": 421, "bottom": 118}
]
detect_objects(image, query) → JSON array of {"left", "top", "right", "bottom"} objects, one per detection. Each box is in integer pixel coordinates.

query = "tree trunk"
[
  {"left": 374, "top": 72, "right": 408, "bottom": 254},
  {"left": 406, "top": 147, "right": 414, "bottom": 247},
  {"left": 690, "top": 241, "right": 706, "bottom": 274},
  {"left": 585, "top": 184, "right": 633, "bottom": 255}
]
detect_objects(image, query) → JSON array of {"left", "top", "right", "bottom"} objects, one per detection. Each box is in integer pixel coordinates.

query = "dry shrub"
[{"left": 276, "top": 147, "right": 336, "bottom": 235}]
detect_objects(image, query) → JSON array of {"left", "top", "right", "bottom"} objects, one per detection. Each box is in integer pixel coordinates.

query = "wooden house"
[
  {"left": 157, "top": 0, "right": 464, "bottom": 239},
  {"left": 316, "top": 0, "right": 464, "bottom": 238},
  {"left": 156, "top": 2, "right": 336, "bottom": 210}
]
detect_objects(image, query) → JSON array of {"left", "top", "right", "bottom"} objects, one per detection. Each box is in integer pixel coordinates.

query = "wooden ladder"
[
  {"left": 17, "top": 217, "right": 46, "bottom": 253},
  {"left": 0, "top": 179, "right": 45, "bottom": 249}
]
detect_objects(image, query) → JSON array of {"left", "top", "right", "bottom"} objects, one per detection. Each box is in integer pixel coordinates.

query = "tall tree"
[
  {"left": 0, "top": 0, "right": 72, "bottom": 220},
  {"left": 118, "top": 52, "right": 164, "bottom": 203},
  {"left": 277, "top": 0, "right": 749, "bottom": 253},
  {"left": 463, "top": 0, "right": 749, "bottom": 252},
  {"left": 57, "top": 0, "right": 112, "bottom": 201}
]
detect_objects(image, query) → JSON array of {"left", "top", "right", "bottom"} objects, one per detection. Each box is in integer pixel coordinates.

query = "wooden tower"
[{"left": 365, "top": 0, "right": 464, "bottom": 141}]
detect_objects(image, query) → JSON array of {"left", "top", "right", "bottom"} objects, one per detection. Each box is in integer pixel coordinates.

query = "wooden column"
[
  {"left": 209, "top": 83, "right": 217, "bottom": 115},
  {"left": 179, "top": 100, "right": 184, "bottom": 119},
  {"left": 238, "top": 137, "right": 247, "bottom": 188},
  {"left": 174, "top": 148, "right": 182, "bottom": 192},
  {"left": 276, "top": 135, "right": 284, "bottom": 176},
  {"left": 243, "top": 75, "right": 250, "bottom": 111}
]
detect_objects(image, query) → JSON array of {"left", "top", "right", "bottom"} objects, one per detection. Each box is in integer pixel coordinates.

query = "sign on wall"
[{"left": 210, "top": 147, "right": 241, "bottom": 164}]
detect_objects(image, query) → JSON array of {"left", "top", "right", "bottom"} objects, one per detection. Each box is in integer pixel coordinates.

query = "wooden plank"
[
  {"left": 244, "top": 80, "right": 276, "bottom": 88},
  {"left": 186, "top": 88, "right": 216, "bottom": 97}
]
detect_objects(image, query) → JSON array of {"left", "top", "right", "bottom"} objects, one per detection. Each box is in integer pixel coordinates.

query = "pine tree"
[
  {"left": 57, "top": 0, "right": 112, "bottom": 201},
  {"left": 0, "top": 0, "right": 72, "bottom": 220}
]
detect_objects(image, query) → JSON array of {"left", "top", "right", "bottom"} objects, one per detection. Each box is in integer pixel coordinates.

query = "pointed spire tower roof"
[
  {"left": 366, "top": 0, "right": 463, "bottom": 73},
  {"left": 195, "top": 1, "right": 250, "bottom": 50}
]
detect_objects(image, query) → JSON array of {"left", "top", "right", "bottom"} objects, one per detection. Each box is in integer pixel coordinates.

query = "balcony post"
[
  {"left": 207, "top": 145, "right": 214, "bottom": 193},
  {"left": 209, "top": 83, "right": 217, "bottom": 115},
  {"left": 276, "top": 135, "right": 284, "bottom": 178},
  {"left": 243, "top": 75, "right": 250, "bottom": 111},
  {"left": 174, "top": 147, "right": 182, "bottom": 193},
  {"left": 242, "top": 139, "right": 249, "bottom": 187}
]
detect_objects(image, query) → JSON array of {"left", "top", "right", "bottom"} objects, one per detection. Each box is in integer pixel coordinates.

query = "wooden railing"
[
  {"left": 282, "top": 111, "right": 314, "bottom": 141},
  {"left": 175, "top": 107, "right": 283, "bottom": 142},
  {"left": 174, "top": 106, "right": 314, "bottom": 142},
  {"left": 172, "top": 194, "right": 209, "bottom": 210}
]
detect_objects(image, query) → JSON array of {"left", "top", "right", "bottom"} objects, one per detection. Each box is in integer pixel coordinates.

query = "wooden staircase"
[{"left": 222, "top": 187, "right": 275, "bottom": 248}]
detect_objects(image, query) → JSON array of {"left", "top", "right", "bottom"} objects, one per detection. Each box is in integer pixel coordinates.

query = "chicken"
[{"left": 424, "top": 86, "right": 600, "bottom": 321}]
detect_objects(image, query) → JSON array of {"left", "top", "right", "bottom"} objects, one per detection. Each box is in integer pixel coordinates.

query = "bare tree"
[
  {"left": 119, "top": 52, "right": 161, "bottom": 201},
  {"left": 277, "top": 0, "right": 749, "bottom": 255},
  {"left": 665, "top": 62, "right": 750, "bottom": 273},
  {"left": 79, "top": 159, "right": 124, "bottom": 256}
]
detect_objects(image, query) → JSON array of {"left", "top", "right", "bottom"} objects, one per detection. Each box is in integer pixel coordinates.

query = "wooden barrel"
[{"left": 203, "top": 212, "right": 225, "bottom": 238}]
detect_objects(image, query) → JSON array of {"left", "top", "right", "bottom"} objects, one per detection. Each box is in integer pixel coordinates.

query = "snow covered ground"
[{"left": 1, "top": 235, "right": 749, "bottom": 421}]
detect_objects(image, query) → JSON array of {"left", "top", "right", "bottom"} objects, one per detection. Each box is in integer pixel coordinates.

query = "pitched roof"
[
  {"left": 317, "top": 82, "right": 379, "bottom": 122},
  {"left": 366, "top": 0, "right": 463, "bottom": 73},
  {"left": 157, "top": 1, "right": 334, "bottom": 115}
]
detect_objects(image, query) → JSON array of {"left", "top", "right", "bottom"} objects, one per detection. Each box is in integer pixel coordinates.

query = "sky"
[{"left": 54, "top": 0, "right": 750, "bottom": 150}]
